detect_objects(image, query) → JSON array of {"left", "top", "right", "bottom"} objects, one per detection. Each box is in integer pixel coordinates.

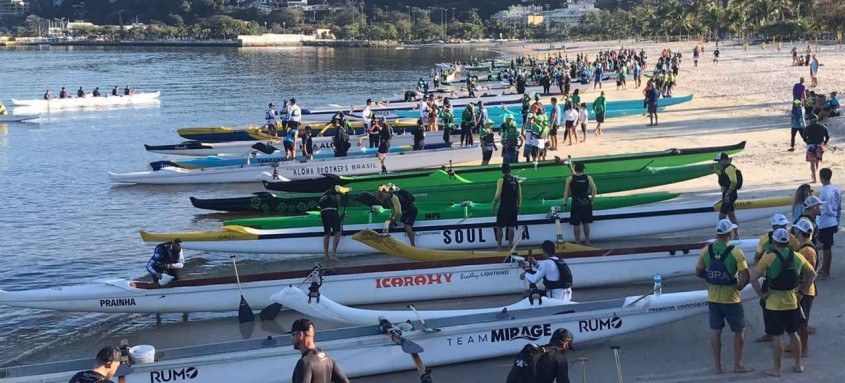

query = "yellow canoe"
[
  {"left": 714, "top": 196, "right": 793, "bottom": 211},
  {"left": 140, "top": 225, "right": 259, "bottom": 242},
  {"left": 351, "top": 229, "right": 596, "bottom": 262}
]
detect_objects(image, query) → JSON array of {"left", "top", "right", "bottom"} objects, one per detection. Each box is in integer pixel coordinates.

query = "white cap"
[
  {"left": 772, "top": 228, "right": 790, "bottom": 243},
  {"left": 803, "top": 195, "right": 823, "bottom": 209},
  {"left": 770, "top": 214, "right": 789, "bottom": 227},
  {"left": 715, "top": 219, "right": 738, "bottom": 235},
  {"left": 794, "top": 219, "right": 814, "bottom": 235}
]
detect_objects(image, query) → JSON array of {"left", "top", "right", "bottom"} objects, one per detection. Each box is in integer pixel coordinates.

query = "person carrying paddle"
[
  {"left": 289, "top": 318, "right": 350, "bottom": 383},
  {"left": 146, "top": 239, "right": 184, "bottom": 287},
  {"left": 714, "top": 152, "right": 741, "bottom": 239},
  {"left": 522, "top": 240, "right": 573, "bottom": 301},
  {"left": 68, "top": 346, "right": 128, "bottom": 383},
  {"left": 562, "top": 163, "right": 597, "bottom": 245},
  {"left": 506, "top": 328, "right": 574, "bottom": 383},
  {"left": 492, "top": 162, "right": 522, "bottom": 251},
  {"left": 318, "top": 186, "right": 349, "bottom": 263},
  {"left": 750, "top": 228, "right": 816, "bottom": 377},
  {"left": 695, "top": 219, "right": 752, "bottom": 374},
  {"left": 377, "top": 184, "right": 418, "bottom": 247}
]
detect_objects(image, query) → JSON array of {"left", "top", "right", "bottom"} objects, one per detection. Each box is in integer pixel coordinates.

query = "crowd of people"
[{"left": 789, "top": 77, "right": 840, "bottom": 182}]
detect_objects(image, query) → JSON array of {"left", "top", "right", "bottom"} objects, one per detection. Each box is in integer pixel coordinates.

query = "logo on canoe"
[
  {"left": 375, "top": 273, "right": 453, "bottom": 288},
  {"left": 150, "top": 367, "right": 198, "bottom": 382},
  {"left": 491, "top": 323, "right": 552, "bottom": 343},
  {"left": 100, "top": 298, "right": 136, "bottom": 307},
  {"left": 443, "top": 226, "right": 530, "bottom": 245},
  {"left": 578, "top": 316, "right": 622, "bottom": 333}
]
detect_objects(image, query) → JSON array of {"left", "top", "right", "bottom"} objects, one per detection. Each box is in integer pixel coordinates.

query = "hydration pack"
[
  {"left": 544, "top": 258, "right": 573, "bottom": 290},
  {"left": 508, "top": 343, "right": 548, "bottom": 383},
  {"left": 766, "top": 249, "right": 800, "bottom": 291},
  {"left": 704, "top": 244, "right": 738, "bottom": 286}
]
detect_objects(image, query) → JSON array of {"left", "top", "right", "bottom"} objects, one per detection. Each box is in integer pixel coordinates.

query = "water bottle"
[{"left": 653, "top": 274, "right": 662, "bottom": 297}]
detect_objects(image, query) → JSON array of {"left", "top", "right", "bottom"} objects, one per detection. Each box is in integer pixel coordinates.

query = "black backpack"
[
  {"left": 721, "top": 165, "right": 743, "bottom": 190},
  {"left": 394, "top": 189, "right": 415, "bottom": 205},
  {"left": 766, "top": 249, "right": 799, "bottom": 291},
  {"left": 544, "top": 258, "right": 573, "bottom": 290},
  {"left": 508, "top": 343, "right": 548, "bottom": 383}
]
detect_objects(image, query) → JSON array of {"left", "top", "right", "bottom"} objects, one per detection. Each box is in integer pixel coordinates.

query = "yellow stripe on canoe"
[
  {"left": 139, "top": 226, "right": 259, "bottom": 243},
  {"left": 713, "top": 196, "right": 792, "bottom": 212},
  {"left": 351, "top": 229, "right": 595, "bottom": 262}
]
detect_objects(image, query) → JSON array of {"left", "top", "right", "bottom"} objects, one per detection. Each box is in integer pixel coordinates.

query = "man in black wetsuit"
[
  {"left": 506, "top": 328, "right": 574, "bottom": 383},
  {"left": 562, "top": 162, "right": 597, "bottom": 245},
  {"left": 492, "top": 162, "right": 522, "bottom": 251},
  {"left": 318, "top": 186, "right": 349, "bottom": 263},
  {"left": 68, "top": 346, "right": 127, "bottom": 383},
  {"left": 290, "top": 318, "right": 349, "bottom": 383}
]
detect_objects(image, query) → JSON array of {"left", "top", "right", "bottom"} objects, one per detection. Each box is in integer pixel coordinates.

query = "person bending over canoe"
[
  {"left": 714, "top": 153, "right": 741, "bottom": 239},
  {"left": 506, "top": 328, "right": 574, "bottom": 383},
  {"left": 377, "top": 184, "right": 417, "bottom": 247},
  {"left": 562, "top": 163, "right": 597, "bottom": 246},
  {"left": 283, "top": 124, "right": 299, "bottom": 160},
  {"left": 522, "top": 240, "right": 573, "bottom": 301},
  {"left": 695, "top": 219, "right": 752, "bottom": 374},
  {"left": 68, "top": 346, "right": 128, "bottom": 383},
  {"left": 289, "top": 318, "right": 350, "bottom": 383},
  {"left": 146, "top": 239, "right": 184, "bottom": 287},
  {"left": 318, "top": 186, "right": 349, "bottom": 263},
  {"left": 492, "top": 162, "right": 522, "bottom": 251}
]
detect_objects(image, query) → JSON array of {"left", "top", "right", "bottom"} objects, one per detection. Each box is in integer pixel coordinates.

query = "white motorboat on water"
[
  {"left": 0, "top": 240, "right": 755, "bottom": 314},
  {"left": 110, "top": 144, "right": 478, "bottom": 184},
  {"left": 0, "top": 287, "right": 750, "bottom": 383},
  {"left": 11, "top": 92, "right": 161, "bottom": 110}
]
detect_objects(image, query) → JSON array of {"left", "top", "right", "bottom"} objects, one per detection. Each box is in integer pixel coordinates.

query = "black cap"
[
  {"left": 573, "top": 162, "right": 585, "bottom": 172},
  {"left": 542, "top": 240, "right": 555, "bottom": 255},
  {"left": 713, "top": 152, "right": 730, "bottom": 161},
  {"left": 290, "top": 98, "right": 297, "bottom": 104},
  {"left": 96, "top": 346, "right": 121, "bottom": 364},
  {"left": 289, "top": 318, "right": 315, "bottom": 334},
  {"left": 501, "top": 162, "right": 511, "bottom": 174},
  {"left": 550, "top": 328, "right": 575, "bottom": 350}
]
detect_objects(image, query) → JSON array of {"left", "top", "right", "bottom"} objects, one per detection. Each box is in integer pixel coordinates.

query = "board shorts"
[
  {"left": 400, "top": 207, "right": 418, "bottom": 227},
  {"left": 719, "top": 191, "right": 738, "bottom": 214},
  {"left": 564, "top": 120, "right": 575, "bottom": 129},
  {"left": 496, "top": 207, "right": 518, "bottom": 227},
  {"left": 818, "top": 226, "right": 837, "bottom": 249},
  {"left": 595, "top": 112, "right": 605, "bottom": 123},
  {"left": 708, "top": 302, "right": 745, "bottom": 332},
  {"left": 549, "top": 123, "right": 558, "bottom": 135},
  {"left": 647, "top": 101, "right": 658, "bottom": 114},
  {"left": 320, "top": 209, "right": 341, "bottom": 235},
  {"left": 482, "top": 148, "right": 493, "bottom": 163},
  {"left": 378, "top": 140, "right": 391, "bottom": 154},
  {"left": 764, "top": 307, "right": 802, "bottom": 335},
  {"left": 283, "top": 141, "right": 294, "bottom": 152},
  {"left": 799, "top": 295, "right": 814, "bottom": 328},
  {"left": 806, "top": 144, "right": 824, "bottom": 162},
  {"left": 570, "top": 203, "right": 593, "bottom": 225}
]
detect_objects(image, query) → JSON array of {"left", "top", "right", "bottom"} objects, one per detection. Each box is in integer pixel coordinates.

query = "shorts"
[
  {"left": 549, "top": 124, "right": 558, "bottom": 135},
  {"left": 799, "top": 295, "right": 814, "bottom": 328},
  {"left": 564, "top": 120, "right": 575, "bottom": 129},
  {"left": 482, "top": 149, "right": 493, "bottom": 163},
  {"left": 497, "top": 208, "right": 518, "bottom": 227},
  {"left": 288, "top": 121, "right": 300, "bottom": 129},
  {"left": 400, "top": 207, "right": 418, "bottom": 227},
  {"left": 502, "top": 147, "right": 519, "bottom": 164},
  {"left": 647, "top": 102, "right": 658, "bottom": 114},
  {"left": 530, "top": 145, "right": 540, "bottom": 158},
  {"left": 570, "top": 203, "right": 593, "bottom": 225},
  {"left": 378, "top": 140, "right": 391, "bottom": 154},
  {"left": 320, "top": 209, "right": 341, "bottom": 235},
  {"left": 719, "top": 191, "right": 738, "bottom": 214},
  {"left": 283, "top": 140, "right": 294, "bottom": 152},
  {"left": 764, "top": 307, "right": 802, "bottom": 335},
  {"left": 708, "top": 302, "right": 746, "bottom": 332},
  {"left": 818, "top": 226, "right": 837, "bottom": 249},
  {"left": 595, "top": 112, "right": 605, "bottom": 123},
  {"left": 806, "top": 144, "right": 824, "bottom": 162}
]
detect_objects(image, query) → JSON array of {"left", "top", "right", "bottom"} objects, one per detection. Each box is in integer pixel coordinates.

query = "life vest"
[
  {"left": 500, "top": 175, "right": 520, "bottom": 208},
  {"left": 318, "top": 190, "right": 341, "bottom": 211},
  {"left": 153, "top": 242, "right": 179, "bottom": 264},
  {"left": 569, "top": 174, "right": 591, "bottom": 206},
  {"left": 543, "top": 258, "right": 573, "bottom": 290},
  {"left": 717, "top": 164, "right": 743, "bottom": 191},
  {"left": 704, "top": 244, "right": 738, "bottom": 286},
  {"left": 765, "top": 248, "right": 800, "bottom": 291}
]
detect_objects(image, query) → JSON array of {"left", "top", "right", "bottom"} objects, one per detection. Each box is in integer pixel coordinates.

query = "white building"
[
  {"left": 491, "top": 1, "right": 596, "bottom": 28},
  {"left": 544, "top": 1, "right": 596, "bottom": 27},
  {"left": 0, "top": 0, "right": 29, "bottom": 16}
]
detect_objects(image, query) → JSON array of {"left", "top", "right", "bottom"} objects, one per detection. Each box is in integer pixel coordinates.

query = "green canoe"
[
  {"left": 223, "top": 192, "right": 681, "bottom": 230},
  {"left": 264, "top": 142, "right": 745, "bottom": 194}
]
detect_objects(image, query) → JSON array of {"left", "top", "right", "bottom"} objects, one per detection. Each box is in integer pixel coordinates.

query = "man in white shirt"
[
  {"left": 361, "top": 98, "right": 374, "bottom": 130},
  {"left": 288, "top": 98, "right": 302, "bottom": 130},
  {"left": 817, "top": 167, "right": 841, "bottom": 279},
  {"left": 279, "top": 100, "right": 291, "bottom": 130},
  {"left": 265, "top": 103, "right": 278, "bottom": 136},
  {"left": 522, "top": 241, "right": 573, "bottom": 301}
]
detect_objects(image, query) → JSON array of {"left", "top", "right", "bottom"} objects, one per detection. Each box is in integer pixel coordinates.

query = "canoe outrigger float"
[
  {"left": 0, "top": 287, "right": 752, "bottom": 383},
  {"left": 140, "top": 195, "right": 788, "bottom": 255}
]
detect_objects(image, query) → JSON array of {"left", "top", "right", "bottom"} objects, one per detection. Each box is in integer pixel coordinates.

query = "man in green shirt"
[
  {"left": 500, "top": 114, "right": 521, "bottom": 164},
  {"left": 593, "top": 91, "right": 606, "bottom": 135}
]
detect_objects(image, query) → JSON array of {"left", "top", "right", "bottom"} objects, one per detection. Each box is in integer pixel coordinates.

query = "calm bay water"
[{"left": 0, "top": 45, "right": 497, "bottom": 363}]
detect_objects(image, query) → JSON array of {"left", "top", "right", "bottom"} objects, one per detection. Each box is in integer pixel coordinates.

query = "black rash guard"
[{"left": 291, "top": 348, "right": 349, "bottom": 383}]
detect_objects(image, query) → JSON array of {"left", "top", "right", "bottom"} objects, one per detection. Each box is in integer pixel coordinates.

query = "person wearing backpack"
[
  {"left": 750, "top": 228, "right": 816, "bottom": 377},
  {"left": 506, "top": 328, "right": 574, "bottom": 383},
  {"left": 500, "top": 114, "right": 522, "bottom": 164},
  {"left": 331, "top": 116, "right": 352, "bottom": 158},
  {"left": 792, "top": 219, "right": 817, "bottom": 357},
  {"left": 794, "top": 195, "right": 822, "bottom": 244},
  {"left": 523, "top": 241, "right": 573, "bottom": 301},
  {"left": 755, "top": 214, "right": 800, "bottom": 264},
  {"left": 695, "top": 219, "right": 752, "bottom": 374},
  {"left": 492, "top": 162, "right": 522, "bottom": 251},
  {"left": 377, "top": 184, "right": 417, "bottom": 247},
  {"left": 562, "top": 162, "right": 597, "bottom": 245},
  {"left": 68, "top": 346, "right": 127, "bottom": 383},
  {"left": 714, "top": 152, "right": 742, "bottom": 239}
]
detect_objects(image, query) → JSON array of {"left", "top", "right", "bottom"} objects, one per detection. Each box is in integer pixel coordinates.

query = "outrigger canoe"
[
  {"left": 177, "top": 118, "right": 418, "bottom": 143},
  {"left": 110, "top": 144, "right": 478, "bottom": 185},
  {"left": 11, "top": 92, "right": 161, "bottom": 109},
  {"left": 264, "top": 141, "right": 746, "bottom": 193},
  {"left": 140, "top": 195, "right": 788, "bottom": 255},
  {"left": 0, "top": 288, "right": 752, "bottom": 383},
  {"left": 191, "top": 164, "right": 713, "bottom": 214}
]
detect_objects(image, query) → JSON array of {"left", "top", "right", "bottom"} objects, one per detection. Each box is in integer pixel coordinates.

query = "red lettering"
[
  {"left": 374, "top": 273, "right": 456, "bottom": 288},
  {"left": 444, "top": 273, "right": 453, "bottom": 283},
  {"left": 391, "top": 277, "right": 403, "bottom": 287},
  {"left": 428, "top": 274, "right": 442, "bottom": 285},
  {"left": 414, "top": 275, "right": 427, "bottom": 285},
  {"left": 403, "top": 276, "right": 414, "bottom": 286}
]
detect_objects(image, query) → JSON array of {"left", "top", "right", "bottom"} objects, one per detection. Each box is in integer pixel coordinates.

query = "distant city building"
[
  {"left": 491, "top": 0, "right": 595, "bottom": 27},
  {"left": 0, "top": 0, "right": 29, "bottom": 16},
  {"left": 286, "top": 0, "right": 307, "bottom": 7}
]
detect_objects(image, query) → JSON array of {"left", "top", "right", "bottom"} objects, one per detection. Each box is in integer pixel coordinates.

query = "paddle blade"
[
  {"left": 400, "top": 338, "right": 424, "bottom": 354},
  {"left": 259, "top": 303, "right": 283, "bottom": 321},
  {"left": 238, "top": 295, "right": 255, "bottom": 323},
  {"left": 239, "top": 321, "right": 255, "bottom": 339}
]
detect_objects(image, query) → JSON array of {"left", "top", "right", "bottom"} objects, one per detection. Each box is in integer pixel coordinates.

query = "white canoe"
[
  {"left": 11, "top": 92, "right": 161, "bottom": 109},
  {"left": 0, "top": 114, "right": 40, "bottom": 123},
  {"left": 144, "top": 134, "right": 424, "bottom": 157},
  {"left": 111, "top": 144, "right": 478, "bottom": 184},
  {"left": 140, "top": 196, "right": 789, "bottom": 254},
  {"left": 302, "top": 93, "right": 523, "bottom": 117},
  {"left": 0, "top": 240, "right": 756, "bottom": 314},
  {"left": 0, "top": 288, "right": 750, "bottom": 383}
]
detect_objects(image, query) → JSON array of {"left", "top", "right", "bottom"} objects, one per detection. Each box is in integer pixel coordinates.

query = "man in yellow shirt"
[
  {"left": 792, "top": 195, "right": 821, "bottom": 243},
  {"left": 714, "top": 153, "right": 740, "bottom": 238},
  {"left": 750, "top": 228, "right": 816, "bottom": 377},
  {"left": 695, "top": 219, "right": 752, "bottom": 374},
  {"left": 753, "top": 214, "right": 801, "bottom": 342},
  {"left": 793, "top": 219, "right": 817, "bottom": 357}
]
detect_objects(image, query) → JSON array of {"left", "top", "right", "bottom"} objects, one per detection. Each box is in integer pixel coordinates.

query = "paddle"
[
  {"left": 230, "top": 256, "right": 255, "bottom": 323},
  {"left": 407, "top": 304, "right": 440, "bottom": 333},
  {"left": 379, "top": 316, "right": 432, "bottom": 383},
  {"left": 502, "top": 225, "right": 527, "bottom": 263},
  {"left": 623, "top": 283, "right": 665, "bottom": 308}
]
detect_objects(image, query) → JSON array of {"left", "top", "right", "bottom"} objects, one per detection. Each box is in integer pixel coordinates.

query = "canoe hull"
[{"left": 11, "top": 92, "right": 160, "bottom": 109}]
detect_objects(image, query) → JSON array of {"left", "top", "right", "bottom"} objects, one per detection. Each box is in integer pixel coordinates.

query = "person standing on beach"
[
  {"left": 68, "top": 346, "right": 128, "bottom": 383},
  {"left": 500, "top": 114, "right": 521, "bottom": 164},
  {"left": 563, "top": 101, "right": 579, "bottom": 145},
  {"left": 789, "top": 100, "right": 805, "bottom": 151},
  {"left": 792, "top": 219, "right": 817, "bottom": 357},
  {"left": 460, "top": 103, "right": 475, "bottom": 146},
  {"left": 750, "top": 228, "right": 816, "bottom": 377},
  {"left": 480, "top": 119, "right": 497, "bottom": 165},
  {"left": 809, "top": 55, "right": 820, "bottom": 87},
  {"left": 593, "top": 91, "right": 606, "bottom": 135},
  {"left": 550, "top": 97, "right": 561, "bottom": 151},
  {"left": 578, "top": 102, "right": 589, "bottom": 142},
  {"left": 646, "top": 83, "right": 660, "bottom": 126},
  {"left": 816, "top": 168, "right": 841, "bottom": 279},
  {"left": 492, "top": 162, "right": 522, "bottom": 251},
  {"left": 693, "top": 46, "right": 700, "bottom": 67},
  {"left": 290, "top": 318, "right": 350, "bottom": 383},
  {"left": 713, "top": 48, "right": 720, "bottom": 63},
  {"left": 801, "top": 116, "right": 829, "bottom": 183},
  {"left": 792, "top": 78, "right": 806, "bottom": 104},
  {"left": 695, "top": 219, "right": 752, "bottom": 374},
  {"left": 562, "top": 162, "right": 596, "bottom": 245},
  {"left": 714, "top": 153, "right": 741, "bottom": 239}
]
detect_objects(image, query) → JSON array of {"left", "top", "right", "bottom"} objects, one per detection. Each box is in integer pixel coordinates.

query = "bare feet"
[
  {"left": 734, "top": 365, "right": 754, "bottom": 373},
  {"left": 765, "top": 370, "right": 782, "bottom": 377},
  {"left": 794, "top": 365, "right": 804, "bottom": 373},
  {"left": 754, "top": 334, "right": 772, "bottom": 342}
]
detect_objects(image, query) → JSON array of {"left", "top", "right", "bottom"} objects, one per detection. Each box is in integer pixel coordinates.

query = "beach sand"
[{"left": 10, "top": 40, "right": 845, "bottom": 382}]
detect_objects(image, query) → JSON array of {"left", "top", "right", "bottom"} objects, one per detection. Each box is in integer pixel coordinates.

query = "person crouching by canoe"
[
  {"left": 283, "top": 123, "right": 299, "bottom": 160},
  {"left": 750, "top": 228, "right": 816, "bottom": 377},
  {"left": 319, "top": 186, "right": 349, "bottom": 263},
  {"left": 377, "top": 117, "right": 394, "bottom": 172},
  {"left": 714, "top": 153, "right": 741, "bottom": 239},
  {"left": 522, "top": 240, "right": 574, "bottom": 301},
  {"left": 500, "top": 114, "right": 522, "bottom": 164},
  {"left": 480, "top": 119, "right": 497, "bottom": 165},
  {"left": 562, "top": 163, "right": 597, "bottom": 245},
  {"left": 146, "top": 239, "right": 184, "bottom": 287},
  {"left": 492, "top": 162, "right": 522, "bottom": 251},
  {"left": 331, "top": 117, "right": 351, "bottom": 157},
  {"left": 289, "top": 318, "right": 350, "bottom": 383},
  {"left": 695, "top": 219, "right": 753, "bottom": 374},
  {"left": 69, "top": 346, "right": 128, "bottom": 383},
  {"left": 506, "top": 328, "right": 574, "bottom": 383},
  {"left": 377, "top": 184, "right": 418, "bottom": 247}
]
